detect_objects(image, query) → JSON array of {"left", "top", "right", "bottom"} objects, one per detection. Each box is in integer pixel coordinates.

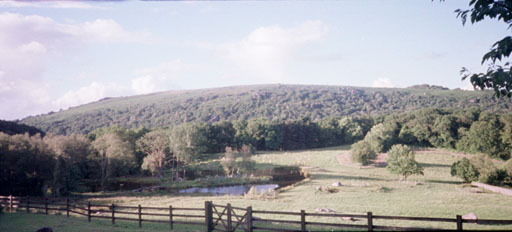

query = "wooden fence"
[{"left": 1, "top": 195, "right": 512, "bottom": 231}]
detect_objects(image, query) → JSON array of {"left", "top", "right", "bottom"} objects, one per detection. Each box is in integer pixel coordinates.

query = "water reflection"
[{"left": 179, "top": 184, "right": 279, "bottom": 195}]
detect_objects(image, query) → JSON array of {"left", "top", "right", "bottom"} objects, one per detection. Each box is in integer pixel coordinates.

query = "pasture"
[{"left": 2, "top": 145, "right": 512, "bottom": 231}]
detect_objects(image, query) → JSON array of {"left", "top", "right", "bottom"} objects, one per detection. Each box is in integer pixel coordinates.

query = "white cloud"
[
  {"left": 131, "top": 60, "right": 185, "bottom": 94},
  {"left": 0, "top": 1, "right": 98, "bottom": 9},
  {"left": 19, "top": 41, "right": 47, "bottom": 54},
  {"left": 0, "top": 12, "right": 152, "bottom": 120},
  {"left": 53, "top": 82, "right": 131, "bottom": 110},
  {"left": 460, "top": 80, "right": 475, "bottom": 91},
  {"left": 372, "top": 78, "right": 396, "bottom": 88},
  {"left": 215, "top": 20, "right": 328, "bottom": 82},
  {"left": 81, "top": 19, "right": 152, "bottom": 43}
]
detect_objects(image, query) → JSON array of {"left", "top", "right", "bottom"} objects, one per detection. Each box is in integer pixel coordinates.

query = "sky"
[{"left": 0, "top": 0, "right": 509, "bottom": 120}]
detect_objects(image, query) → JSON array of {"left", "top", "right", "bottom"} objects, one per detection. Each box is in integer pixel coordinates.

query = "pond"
[{"left": 178, "top": 184, "right": 279, "bottom": 195}]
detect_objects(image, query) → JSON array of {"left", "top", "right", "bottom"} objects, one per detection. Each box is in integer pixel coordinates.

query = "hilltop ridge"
[{"left": 20, "top": 84, "right": 511, "bottom": 135}]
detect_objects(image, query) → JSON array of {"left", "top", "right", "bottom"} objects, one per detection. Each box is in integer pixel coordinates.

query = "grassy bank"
[{"left": 3, "top": 146, "right": 512, "bottom": 231}]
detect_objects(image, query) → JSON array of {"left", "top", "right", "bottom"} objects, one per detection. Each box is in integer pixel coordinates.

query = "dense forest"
[
  {"left": 19, "top": 84, "right": 512, "bottom": 135},
  {"left": 2, "top": 108, "right": 512, "bottom": 197},
  {"left": 0, "top": 120, "right": 45, "bottom": 136}
]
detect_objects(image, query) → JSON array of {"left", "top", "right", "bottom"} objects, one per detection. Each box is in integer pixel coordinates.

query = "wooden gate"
[{"left": 209, "top": 202, "right": 251, "bottom": 232}]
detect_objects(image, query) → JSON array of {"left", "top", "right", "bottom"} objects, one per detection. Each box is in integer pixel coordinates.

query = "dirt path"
[{"left": 337, "top": 151, "right": 387, "bottom": 168}]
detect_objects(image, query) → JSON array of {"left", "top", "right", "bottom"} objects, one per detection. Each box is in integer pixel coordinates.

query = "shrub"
[
  {"left": 469, "top": 154, "right": 498, "bottom": 183},
  {"left": 504, "top": 159, "right": 512, "bottom": 186},
  {"left": 386, "top": 144, "right": 423, "bottom": 180},
  {"left": 350, "top": 140, "right": 376, "bottom": 165},
  {"left": 450, "top": 158, "right": 479, "bottom": 183}
]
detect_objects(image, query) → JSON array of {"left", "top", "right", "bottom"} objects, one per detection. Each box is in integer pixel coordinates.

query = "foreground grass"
[
  {"left": 3, "top": 146, "right": 512, "bottom": 231},
  {"left": 0, "top": 212, "right": 203, "bottom": 232}
]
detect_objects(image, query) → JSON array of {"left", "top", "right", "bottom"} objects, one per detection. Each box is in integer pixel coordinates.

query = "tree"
[
  {"left": 221, "top": 145, "right": 255, "bottom": 177},
  {"left": 91, "top": 133, "right": 136, "bottom": 190},
  {"left": 455, "top": 0, "right": 512, "bottom": 97},
  {"left": 0, "top": 133, "right": 54, "bottom": 196},
  {"left": 350, "top": 140, "right": 376, "bottom": 165},
  {"left": 364, "top": 123, "right": 397, "bottom": 153},
  {"left": 386, "top": 144, "right": 424, "bottom": 180},
  {"left": 44, "top": 134, "right": 93, "bottom": 196},
  {"left": 451, "top": 158, "right": 479, "bottom": 183},
  {"left": 169, "top": 123, "right": 208, "bottom": 180},
  {"left": 137, "top": 130, "right": 172, "bottom": 178},
  {"left": 456, "top": 113, "right": 508, "bottom": 159},
  {"left": 469, "top": 154, "right": 499, "bottom": 183}
]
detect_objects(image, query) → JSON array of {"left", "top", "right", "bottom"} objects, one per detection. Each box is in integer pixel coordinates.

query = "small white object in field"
[
  {"left": 462, "top": 213, "right": 478, "bottom": 220},
  {"left": 315, "top": 208, "right": 336, "bottom": 213},
  {"left": 331, "top": 182, "right": 342, "bottom": 187}
]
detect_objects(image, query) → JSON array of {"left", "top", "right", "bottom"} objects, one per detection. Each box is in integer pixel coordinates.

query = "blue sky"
[{"left": 0, "top": 0, "right": 508, "bottom": 120}]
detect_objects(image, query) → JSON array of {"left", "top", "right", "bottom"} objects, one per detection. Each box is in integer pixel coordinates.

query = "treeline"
[
  {"left": 360, "top": 108, "right": 512, "bottom": 160},
  {"left": 3, "top": 107, "right": 512, "bottom": 197},
  {"left": 0, "top": 119, "right": 45, "bottom": 136},
  {"left": 0, "top": 116, "right": 373, "bottom": 197},
  {"left": 20, "top": 84, "right": 512, "bottom": 135}
]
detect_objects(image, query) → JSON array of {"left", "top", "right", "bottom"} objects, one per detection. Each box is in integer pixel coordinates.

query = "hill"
[{"left": 20, "top": 84, "right": 512, "bottom": 135}]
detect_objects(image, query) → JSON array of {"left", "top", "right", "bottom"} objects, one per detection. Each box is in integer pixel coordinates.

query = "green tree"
[
  {"left": 469, "top": 154, "right": 500, "bottom": 183},
  {"left": 386, "top": 144, "right": 424, "bottom": 181},
  {"left": 91, "top": 133, "right": 136, "bottom": 190},
  {"left": 350, "top": 140, "right": 377, "bottom": 165},
  {"left": 0, "top": 133, "right": 54, "bottom": 196},
  {"left": 221, "top": 145, "right": 255, "bottom": 177},
  {"left": 455, "top": 0, "right": 512, "bottom": 97},
  {"left": 456, "top": 113, "right": 507, "bottom": 159},
  {"left": 364, "top": 123, "right": 397, "bottom": 153},
  {"left": 137, "top": 130, "right": 172, "bottom": 178},
  {"left": 44, "top": 134, "right": 93, "bottom": 196},
  {"left": 169, "top": 123, "right": 208, "bottom": 180},
  {"left": 451, "top": 158, "right": 479, "bottom": 183}
]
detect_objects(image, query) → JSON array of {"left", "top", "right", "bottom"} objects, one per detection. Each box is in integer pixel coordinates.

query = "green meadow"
[{"left": 2, "top": 146, "right": 512, "bottom": 231}]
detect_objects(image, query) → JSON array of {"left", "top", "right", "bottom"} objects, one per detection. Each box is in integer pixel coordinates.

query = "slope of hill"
[{"left": 20, "top": 84, "right": 512, "bottom": 135}]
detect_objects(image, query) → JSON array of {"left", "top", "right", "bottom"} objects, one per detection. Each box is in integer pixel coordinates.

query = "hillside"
[{"left": 20, "top": 84, "right": 512, "bottom": 135}]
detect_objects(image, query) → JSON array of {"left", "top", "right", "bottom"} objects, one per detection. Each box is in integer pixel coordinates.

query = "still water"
[{"left": 179, "top": 184, "right": 279, "bottom": 195}]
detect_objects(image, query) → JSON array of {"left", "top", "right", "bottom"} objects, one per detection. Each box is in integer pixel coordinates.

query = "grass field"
[{"left": 2, "top": 145, "right": 512, "bottom": 231}]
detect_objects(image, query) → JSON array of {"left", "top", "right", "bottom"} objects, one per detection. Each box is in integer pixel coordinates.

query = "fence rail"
[{"left": 1, "top": 195, "right": 512, "bottom": 231}]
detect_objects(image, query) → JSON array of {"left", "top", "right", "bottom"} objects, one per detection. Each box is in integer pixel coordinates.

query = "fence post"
[
  {"left": 138, "top": 204, "right": 142, "bottom": 228},
  {"left": 9, "top": 195, "right": 12, "bottom": 212},
  {"left": 87, "top": 202, "right": 91, "bottom": 222},
  {"left": 26, "top": 196, "right": 29, "bottom": 213},
  {"left": 456, "top": 215, "right": 463, "bottom": 231},
  {"left": 169, "top": 205, "right": 173, "bottom": 230},
  {"left": 367, "top": 212, "right": 373, "bottom": 232},
  {"left": 205, "top": 201, "right": 213, "bottom": 232},
  {"left": 227, "top": 203, "right": 232, "bottom": 232},
  {"left": 246, "top": 206, "right": 253, "bottom": 232},
  {"left": 300, "top": 210, "right": 306, "bottom": 232},
  {"left": 66, "top": 198, "right": 70, "bottom": 217},
  {"left": 111, "top": 204, "right": 115, "bottom": 225},
  {"left": 45, "top": 198, "right": 48, "bottom": 215}
]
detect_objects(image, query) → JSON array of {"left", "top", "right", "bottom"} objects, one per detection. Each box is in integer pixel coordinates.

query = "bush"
[
  {"left": 386, "top": 144, "right": 423, "bottom": 180},
  {"left": 450, "top": 158, "right": 479, "bottom": 183},
  {"left": 505, "top": 159, "right": 512, "bottom": 176},
  {"left": 469, "top": 154, "right": 498, "bottom": 183},
  {"left": 504, "top": 159, "right": 512, "bottom": 186},
  {"left": 485, "top": 169, "right": 508, "bottom": 186},
  {"left": 350, "top": 140, "right": 376, "bottom": 165}
]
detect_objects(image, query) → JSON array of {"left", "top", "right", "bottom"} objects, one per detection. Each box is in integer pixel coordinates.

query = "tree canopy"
[{"left": 456, "top": 0, "right": 512, "bottom": 97}]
